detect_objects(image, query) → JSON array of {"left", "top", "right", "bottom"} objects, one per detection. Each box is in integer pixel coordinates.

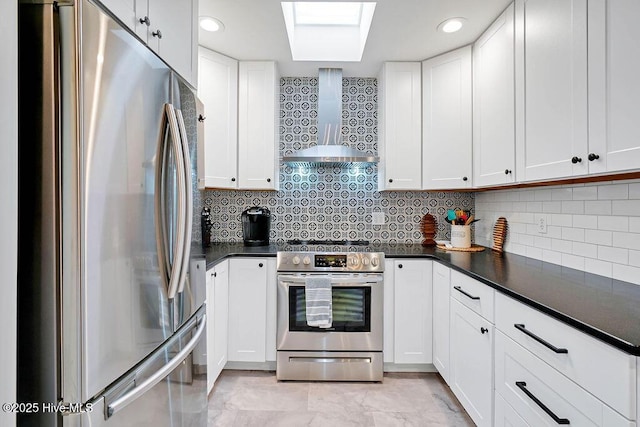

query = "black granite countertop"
[{"left": 192, "top": 242, "right": 640, "bottom": 356}]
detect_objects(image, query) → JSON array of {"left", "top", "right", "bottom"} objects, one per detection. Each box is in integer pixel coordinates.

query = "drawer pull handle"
[
  {"left": 453, "top": 286, "right": 480, "bottom": 300},
  {"left": 515, "top": 381, "right": 570, "bottom": 425},
  {"left": 514, "top": 324, "right": 568, "bottom": 354}
]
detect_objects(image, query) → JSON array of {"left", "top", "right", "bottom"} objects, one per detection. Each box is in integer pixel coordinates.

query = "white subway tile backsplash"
[
  {"left": 598, "top": 216, "right": 629, "bottom": 232},
  {"left": 572, "top": 242, "right": 598, "bottom": 258},
  {"left": 572, "top": 186, "right": 598, "bottom": 200},
  {"left": 585, "top": 201, "right": 612, "bottom": 215},
  {"left": 561, "top": 227, "right": 585, "bottom": 242},
  {"left": 550, "top": 214, "right": 572, "bottom": 227},
  {"left": 612, "top": 264, "right": 640, "bottom": 283},
  {"left": 598, "top": 183, "right": 629, "bottom": 200},
  {"left": 562, "top": 253, "right": 585, "bottom": 270},
  {"left": 585, "top": 229, "right": 613, "bottom": 246},
  {"left": 584, "top": 259, "right": 613, "bottom": 277},
  {"left": 561, "top": 200, "right": 584, "bottom": 214},
  {"left": 543, "top": 201, "right": 562, "bottom": 213},
  {"left": 474, "top": 179, "right": 640, "bottom": 285},
  {"left": 552, "top": 188, "right": 573, "bottom": 200},
  {"left": 598, "top": 246, "right": 628, "bottom": 264},
  {"left": 572, "top": 215, "right": 598, "bottom": 229},
  {"left": 612, "top": 232, "right": 640, "bottom": 251},
  {"left": 612, "top": 200, "right": 640, "bottom": 216}
]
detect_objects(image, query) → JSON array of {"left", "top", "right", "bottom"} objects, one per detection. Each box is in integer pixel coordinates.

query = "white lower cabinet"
[
  {"left": 450, "top": 299, "right": 494, "bottom": 427},
  {"left": 227, "top": 258, "right": 268, "bottom": 363},
  {"left": 495, "top": 330, "right": 633, "bottom": 427},
  {"left": 432, "top": 262, "right": 450, "bottom": 382},
  {"left": 495, "top": 393, "right": 529, "bottom": 427},
  {"left": 392, "top": 260, "right": 433, "bottom": 364},
  {"left": 206, "top": 260, "right": 229, "bottom": 394}
]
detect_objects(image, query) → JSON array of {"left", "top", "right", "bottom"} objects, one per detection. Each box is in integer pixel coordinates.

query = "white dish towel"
[{"left": 305, "top": 276, "right": 333, "bottom": 328}]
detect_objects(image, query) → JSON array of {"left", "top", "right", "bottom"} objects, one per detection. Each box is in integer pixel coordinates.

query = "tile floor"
[{"left": 207, "top": 370, "right": 474, "bottom": 426}]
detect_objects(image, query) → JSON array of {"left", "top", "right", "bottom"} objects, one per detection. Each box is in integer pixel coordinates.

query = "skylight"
[{"left": 281, "top": 2, "right": 376, "bottom": 62}]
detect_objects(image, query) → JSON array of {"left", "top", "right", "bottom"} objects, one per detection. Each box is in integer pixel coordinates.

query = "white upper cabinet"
[
  {"left": 197, "top": 48, "right": 238, "bottom": 189},
  {"left": 377, "top": 62, "right": 422, "bottom": 191},
  {"left": 515, "top": 0, "right": 588, "bottom": 182},
  {"left": 238, "top": 62, "right": 279, "bottom": 190},
  {"left": 473, "top": 4, "right": 516, "bottom": 187},
  {"left": 588, "top": 0, "right": 640, "bottom": 174},
  {"left": 422, "top": 46, "right": 473, "bottom": 190},
  {"left": 102, "top": 0, "right": 197, "bottom": 86},
  {"left": 147, "top": 0, "right": 198, "bottom": 86}
]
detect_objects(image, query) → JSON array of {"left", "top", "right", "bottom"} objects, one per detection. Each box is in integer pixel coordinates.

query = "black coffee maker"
[{"left": 241, "top": 206, "right": 271, "bottom": 246}]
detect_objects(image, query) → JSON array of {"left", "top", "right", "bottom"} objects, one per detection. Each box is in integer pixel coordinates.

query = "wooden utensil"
[
  {"left": 420, "top": 213, "right": 437, "bottom": 247},
  {"left": 492, "top": 217, "right": 508, "bottom": 253}
]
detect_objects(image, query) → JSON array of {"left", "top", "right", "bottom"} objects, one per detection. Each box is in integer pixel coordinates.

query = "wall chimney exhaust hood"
[{"left": 282, "top": 68, "right": 379, "bottom": 167}]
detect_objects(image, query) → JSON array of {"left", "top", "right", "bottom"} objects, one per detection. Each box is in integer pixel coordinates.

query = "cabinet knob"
[
  {"left": 480, "top": 327, "right": 488, "bottom": 334},
  {"left": 388, "top": 179, "right": 393, "bottom": 183},
  {"left": 588, "top": 153, "right": 600, "bottom": 161},
  {"left": 152, "top": 29, "right": 163, "bottom": 39},
  {"left": 571, "top": 156, "right": 582, "bottom": 164},
  {"left": 504, "top": 169, "right": 512, "bottom": 175},
  {"left": 198, "top": 114, "right": 206, "bottom": 122},
  {"left": 139, "top": 16, "right": 151, "bottom": 26},
  {"left": 231, "top": 177, "right": 236, "bottom": 182},
  {"left": 213, "top": 272, "right": 217, "bottom": 278},
  {"left": 462, "top": 176, "right": 468, "bottom": 181},
  {"left": 266, "top": 178, "right": 271, "bottom": 183},
  {"left": 398, "top": 264, "right": 403, "bottom": 269},
  {"left": 258, "top": 263, "right": 264, "bottom": 268}
]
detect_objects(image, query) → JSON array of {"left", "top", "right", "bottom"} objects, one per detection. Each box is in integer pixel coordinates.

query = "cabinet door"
[
  {"left": 588, "top": 0, "right": 640, "bottom": 174},
  {"left": 495, "top": 393, "right": 529, "bottom": 427},
  {"left": 148, "top": 0, "right": 197, "bottom": 86},
  {"left": 473, "top": 4, "right": 516, "bottom": 187},
  {"left": 211, "top": 261, "right": 229, "bottom": 387},
  {"left": 393, "top": 260, "right": 432, "bottom": 364},
  {"left": 238, "top": 62, "right": 279, "bottom": 190},
  {"left": 265, "top": 258, "right": 277, "bottom": 361},
  {"left": 197, "top": 48, "right": 238, "bottom": 189},
  {"left": 515, "top": 0, "right": 588, "bottom": 182},
  {"left": 100, "top": 0, "right": 137, "bottom": 32},
  {"left": 423, "top": 46, "right": 473, "bottom": 190},
  {"left": 432, "top": 262, "right": 450, "bottom": 382},
  {"left": 205, "top": 268, "right": 215, "bottom": 394},
  {"left": 378, "top": 62, "right": 422, "bottom": 190},
  {"left": 227, "top": 258, "right": 267, "bottom": 362},
  {"left": 450, "top": 299, "right": 493, "bottom": 427},
  {"left": 383, "top": 259, "right": 395, "bottom": 363}
]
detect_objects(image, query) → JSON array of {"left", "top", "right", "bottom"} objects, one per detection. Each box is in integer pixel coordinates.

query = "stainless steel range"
[{"left": 276, "top": 251, "right": 384, "bottom": 382}]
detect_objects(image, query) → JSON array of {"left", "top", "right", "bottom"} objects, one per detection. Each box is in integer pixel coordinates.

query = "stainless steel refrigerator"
[{"left": 17, "top": 0, "right": 207, "bottom": 425}]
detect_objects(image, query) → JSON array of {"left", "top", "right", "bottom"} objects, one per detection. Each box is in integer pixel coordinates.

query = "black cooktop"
[{"left": 287, "top": 239, "right": 370, "bottom": 246}]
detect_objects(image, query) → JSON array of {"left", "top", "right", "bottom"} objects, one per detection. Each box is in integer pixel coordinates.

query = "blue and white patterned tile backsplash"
[{"left": 195, "top": 77, "right": 474, "bottom": 244}]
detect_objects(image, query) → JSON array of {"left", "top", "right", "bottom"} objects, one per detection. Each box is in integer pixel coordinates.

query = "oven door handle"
[{"left": 278, "top": 275, "right": 383, "bottom": 285}]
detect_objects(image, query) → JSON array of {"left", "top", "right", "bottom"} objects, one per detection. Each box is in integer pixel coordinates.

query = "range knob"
[
  {"left": 370, "top": 257, "right": 379, "bottom": 267},
  {"left": 362, "top": 258, "right": 370, "bottom": 266},
  {"left": 349, "top": 257, "right": 360, "bottom": 267},
  {"left": 292, "top": 256, "right": 300, "bottom": 265},
  {"left": 303, "top": 256, "right": 311, "bottom": 265}
]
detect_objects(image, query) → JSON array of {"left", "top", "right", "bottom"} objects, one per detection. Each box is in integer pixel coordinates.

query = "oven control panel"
[{"left": 277, "top": 252, "right": 384, "bottom": 272}]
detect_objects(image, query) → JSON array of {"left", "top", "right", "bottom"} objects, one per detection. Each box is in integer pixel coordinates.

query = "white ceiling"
[{"left": 198, "top": 0, "right": 513, "bottom": 77}]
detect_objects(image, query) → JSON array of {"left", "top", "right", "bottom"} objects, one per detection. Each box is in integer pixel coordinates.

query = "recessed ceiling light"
[
  {"left": 438, "top": 17, "right": 466, "bottom": 33},
  {"left": 200, "top": 16, "right": 224, "bottom": 32}
]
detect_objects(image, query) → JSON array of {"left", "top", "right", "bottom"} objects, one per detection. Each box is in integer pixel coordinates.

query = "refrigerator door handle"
[
  {"left": 155, "top": 103, "right": 187, "bottom": 300},
  {"left": 174, "top": 108, "right": 192, "bottom": 295},
  {"left": 105, "top": 313, "right": 206, "bottom": 418}
]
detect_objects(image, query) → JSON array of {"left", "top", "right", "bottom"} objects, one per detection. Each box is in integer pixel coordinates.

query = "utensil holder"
[{"left": 451, "top": 225, "right": 471, "bottom": 248}]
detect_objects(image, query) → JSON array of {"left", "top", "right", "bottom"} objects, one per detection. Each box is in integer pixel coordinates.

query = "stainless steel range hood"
[{"left": 282, "top": 68, "right": 379, "bottom": 167}]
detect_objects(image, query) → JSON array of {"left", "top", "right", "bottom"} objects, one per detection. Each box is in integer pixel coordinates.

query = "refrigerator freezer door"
[{"left": 83, "top": 307, "right": 207, "bottom": 426}]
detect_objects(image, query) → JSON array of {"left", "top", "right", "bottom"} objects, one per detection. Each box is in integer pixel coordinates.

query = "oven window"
[{"left": 288, "top": 286, "right": 371, "bottom": 332}]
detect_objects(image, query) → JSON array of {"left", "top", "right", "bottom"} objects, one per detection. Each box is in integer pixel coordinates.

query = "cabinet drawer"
[
  {"left": 495, "top": 393, "right": 529, "bottom": 427},
  {"left": 496, "top": 331, "right": 634, "bottom": 427},
  {"left": 450, "top": 270, "right": 494, "bottom": 321},
  {"left": 495, "top": 292, "right": 636, "bottom": 419}
]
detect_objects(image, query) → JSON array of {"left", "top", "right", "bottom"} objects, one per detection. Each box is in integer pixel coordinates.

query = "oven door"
[{"left": 276, "top": 273, "right": 383, "bottom": 352}]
